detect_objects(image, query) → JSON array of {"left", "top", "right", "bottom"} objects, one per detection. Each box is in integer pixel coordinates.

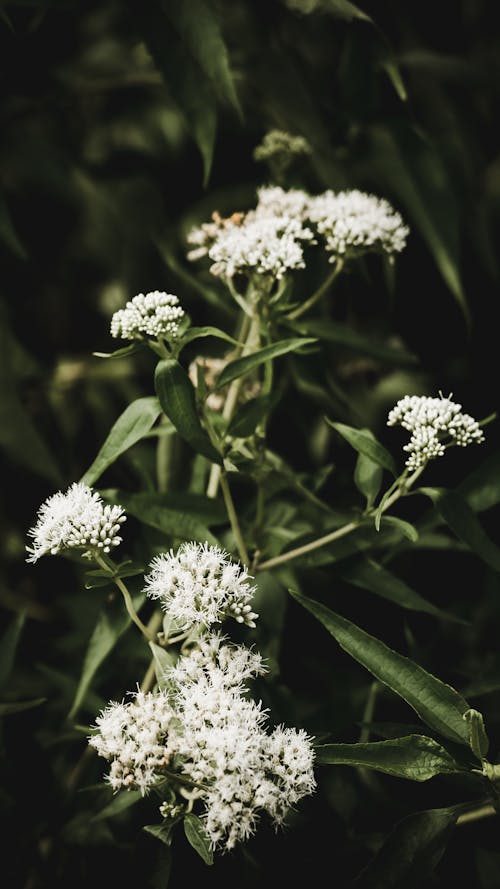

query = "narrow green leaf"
[
  {"left": 379, "top": 515, "right": 419, "bottom": 542},
  {"left": 81, "top": 397, "right": 162, "bottom": 486},
  {"left": 354, "top": 806, "right": 459, "bottom": 889},
  {"left": 0, "top": 697, "right": 46, "bottom": 716},
  {"left": 227, "top": 396, "right": 273, "bottom": 438},
  {"left": 215, "top": 339, "right": 317, "bottom": 389},
  {"left": 154, "top": 358, "right": 221, "bottom": 463},
  {"left": 421, "top": 487, "right": 500, "bottom": 573},
  {"left": 68, "top": 593, "right": 145, "bottom": 719},
  {"left": 320, "top": 0, "right": 372, "bottom": 22},
  {"left": 162, "top": 0, "right": 240, "bottom": 112},
  {"left": 179, "top": 326, "right": 239, "bottom": 348},
  {"left": 0, "top": 191, "right": 27, "bottom": 258},
  {"left": 92, "top": 790, "right": 142, "bottom": 822},
  {"left": 463, "top": 709, "right": 489, "bottom": 761},
  {"left": 326, "top": 420, "right": 396, "bottom": 475},
  {"left": 316, "top": 735, "right": 462, "bottom": 781},
  {"left": 105, "top": 491, "right": 219, "bottom": 546},
  {"left": 299, "top": 318, "right": 417, "bottom": 367},
  {"left": 339, "top": 557, "right": 463, "bottom": 623},
  {"left": 149, "top": 642, "right": 176, "bottom": 690},
  {"left": 354, "top": 440, "right": 383, "bottom": 507},
  {"left": 381, "top": 60, "right": 408, "bottom": 101},
  {"left": 290, "top": 591, "right": 471, "bottom": 745},
  {"left": 0, "top": 612, "right": 25, "bottom": 690},
  {"left": 144, "top": 823, "right": 175, "bottom": 847},
  {"left": 93, "top": 344, "right": 143, "bottom": 360},
  {"left": 183, "top": 814, "right": 213, "bottom": 865},
  {"left": 459, "top": 450, "right": 500, "bottom": 513}
]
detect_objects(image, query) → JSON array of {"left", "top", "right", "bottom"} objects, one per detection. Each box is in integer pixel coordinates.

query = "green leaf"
[
  {"left": 381, "top": 60, "right": 408, "bottom": 101},
  {"left": 68, "top": 593, "right": 145, "bottom": 719},
  {"left": 379, "top": 515, "right": 419, "bottom": 542},
  {"left": 93, "top": 344, "right": 144, "bottom": 360},
  {"left": 81, "top": 397, "right": 162, "bottom": 486},
  {"left": 421, "top": 487, "right": 500, "bottom": 573},
  {"left": 0, "top": 612, "right": 25, "bottom": 690},
  {"left": 227, "top": 396, "right": 273, "bottom": 438},
  {"left": 326, "top": 420, "right": 397, "bottom": 475},
  {"left": 92, "top": 790, "right": 142, "bottom": 822},
  {"left": 368, "top": 125, "right": 469, "bottom": 322},
  {"left": 183, "top": 814, "right": 213, "bottom": 865},
  {"left": 339, "top": 557, "right": 463, "bottom": 623},
  {"left": 320, "top": 0, "right": 372, "bottom": 22},
  {"left": 316, "top": 735, "right": 462, "bottom": 781},
  {"left": 215, "top": 339, "right": 317, "bottom": 389},
  {"left": 162, "top": 0, "right": 240, "bottom": 112},
  {"left": 149, "top": 642, "right": 176, "bottom": 691},
  {"left": 155, "top": 358, "right": 221, "bottom": 463},
  {"left": 144, "top": 823, "right": 175, "bottom": 847},
  {"left": 0, "top": 191, "right": 27, "bottom": 258},
  {"left": 0, "top": 697, "right": 46, "bottom": 716},
  {"left": 105, "top": 491, "right": 220, "bottom": 546},
  {"left": 463, "top": 708, "right": 489, "bottom": 761},
  {"left": 354, "top": 440, "right": 383, "bottom": 508},
  {"left": 179, "top": 326, "right": 239, "bottom": 348},
  {"left": 354, "top": 806, "right": 458, "bottom": 889},
  {"left": 299, "top": 319, "right": 417, "bottom": 367},
  {"left": 290, "top": 591, "right": 471, "bottom": 745},
  {"left": 459, "top": 450, "right": 500, "bottom": 512}
]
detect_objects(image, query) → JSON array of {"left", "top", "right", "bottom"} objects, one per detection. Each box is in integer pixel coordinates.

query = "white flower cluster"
[
  {"left": 308, "top": 189, "right": 409, "bottom": 262},
  {"left": 144, "top": 542, "right": 258, "bottom": 629},
  {"left": 26, "top": 483, "right": 126, "bottom": 563},
  {"left": 90, "top": 634, "right": 316, "bottom": 851},
  {"left": 387, "top": 393, "right": 485, "bottom": 469},
  {"left": 110, "top": 291, "right": 185, "bottom": 342},
  {"left": 187, "top": 185, "right": 408, "bottom": 282},
  {"left": 253, "top": 130, "right": 312, "bottom": 163},
  {"left": 207, "top": 214, "right": 314, "bottom": 281},
  {"left": 89, "top": 690, "right": 175, "bottom": 794}
]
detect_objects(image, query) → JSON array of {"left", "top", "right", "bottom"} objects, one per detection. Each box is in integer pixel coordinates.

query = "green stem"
[
  {"left": 287, "top": 260, "right": 344, "bottom": 321},
  {"left": 94, "top": 554, "right": 154, "bottom": 642},
  {"left": 156, "top": 418, "right": 177, "bottom": 493},
  {"left": 457, "top": 803, "right": 497, "bottom": 826},
  {"left": 220, "top": 471, "right": 250, "bottom": 565}
]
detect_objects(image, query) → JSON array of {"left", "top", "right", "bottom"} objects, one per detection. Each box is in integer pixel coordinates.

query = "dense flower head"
[
  {"left": 144, "top": 542, "right": 258, "bottom": 630},
  {"left": 387, "top": 393, "right": 484, "bottom": 469},
  {"left": 254, "top": 185, "right": 311, "bottom": 221},
  {"left": 110, "top": 291, "right": 185, "bottom": 342},
  {"left": 27, "top": 482, "right": 126, "bottom": 563},
  {"left": 308, "top": 189, "right": 409, "bottom": 261},
  {"left": 90, "top": 634, "right": 316, "bottom": 852},
  {"left": 89, "top": 690, "right": 175, "bottom": 794},
  {"left": 253, "top": 130, "right": 312, "bottom": 163},
  {"left": 207, "top": 214, "right": 314, "bottom": 281}
]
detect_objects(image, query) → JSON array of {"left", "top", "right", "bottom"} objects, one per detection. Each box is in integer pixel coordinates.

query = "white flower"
[
  {"left": 110, "top": 291, "right": 185, "bottom": 342},
  {"left": 308, "top": 189, "right": 409, "bottom": 262},
  {"left": 89, "top": 690, "right": 175, "bottom": 794},
  {"left": 255, "top": 185, "right": 311, "bottom": 221},
  {"left": 27, "top": 482, "right": 126, "bottom": 563},
  {"left": 207, "top": 214, "right": 314, "bottom": 281},
  {"left": 387, "top": 393, "right": 484, "bottom": 469},
  {"left": 144, "top": 542, "right": 258, "bottom": 630}
]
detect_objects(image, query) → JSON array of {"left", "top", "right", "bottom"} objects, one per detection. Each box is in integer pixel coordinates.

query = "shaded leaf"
[
  {"left": 354, "top": 439, "right": 383, "bottom": 508},
  {"left": 105, "top": 491, "right": 220, "bottom": 545},
  {"left": 155, "top": 358, "right": 221, "bottom": 462},
  {"left": 149, "top": 641, "right": 176, "bottom": 690},
  {"left": 0, "top": 191, "right": 27, "bottom": 258},
  {"left": 92, "top": 790, "right": 142, "bottom": 822},
  {"left": 290, "top": 591, "right": 471, "bottom": 745},
  {"left": 326, "top": 420, "right": 396, "bottom": 475},
  {"left": 339, "top": 557, "right": 464, "bottom": 623},
  {"left": 93, "top": 344, "right": 144, "bottom": 360},
  {"left": 183, "top": 813, "right": 213, "bottom": 865},
  {"left": 144, "top": 822, "right": 175, "bottom": 847},
  {"left": 227, "top": 395, "right": 273, "bottom": 438},
  {"left": 81, "top": 397, "right": 162, "bottom": 486},
  {"left": 215, "top": 339, "right": 317, "bottom": 389},
  {"left": 379, "top": 515, "right": 418, "bottom": 542},
  {"left": 459, "top": 450, "right": 500, "bottom": 513},
  {"left": 316, "top": 734, "right": 462, "bottom": 781},
  {"left": 354, "top": 806, "right": 459, "bottom": 888},
  {"left": 68, "top": 593, "right": 145, "bottom": 719},
  {"left": 421, "top": 487, "right": 500, "bottom": 573},
  {"left": 299, "top": 318, "right": 417, "bottom": 367},
  {"left": 463, "top": 708, "right": 489, "bottom": 760},
  {"left": 0, "top": 612, "right": 25, "bottom": 690},
  {"left": 0, "top": 697, "right": 46, "bottom": 716},
  {"left": 180, "top": 325, "right": 239, "bottom": 348}
]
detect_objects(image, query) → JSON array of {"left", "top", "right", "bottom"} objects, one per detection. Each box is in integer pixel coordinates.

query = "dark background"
[{"left": 2, "top": 1, "right": 500, "bottom": 887}]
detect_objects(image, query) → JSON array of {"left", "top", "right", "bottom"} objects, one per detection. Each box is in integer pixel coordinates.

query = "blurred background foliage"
[{"left": 2, "top": 1, "right": 500, "bottom": 887}]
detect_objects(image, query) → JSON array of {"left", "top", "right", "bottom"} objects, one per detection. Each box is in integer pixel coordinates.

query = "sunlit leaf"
[
  {"left": 155, "top": 358, "right": 221, "bottom": 462},
  {"left": 215, "top": 338, "right": 317, "bottom": 389},
  {"left": 316, "top": 734, "right": 462, "bottom": 781},
  {"left": 183, "top": 813, "right": 213, "bottom": 865},
  {"left": 81, "top": 397, "right": 162, "bottom": 486},
  {"left": 326, "top": 420, "right": 397, "bottom": 475}
]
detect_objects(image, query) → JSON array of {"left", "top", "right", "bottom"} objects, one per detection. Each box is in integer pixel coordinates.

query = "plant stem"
[
  {"left": 206, "top": 312, "right": 261, "bottom": 498},
  {"left": 94, "top": 554, "right": 154, "bottom": 642},
  {"left": 457, "top": 803, "right": 497, "bottom": 826},
  {"left": 156, "top": 417, "right": 177, "bottom": 493},
  {"left": 287, "top": 260, "right": 344, "bottom": 321},
  {"left": 220, "top": 471, "right": 250, "bottom": 565}
]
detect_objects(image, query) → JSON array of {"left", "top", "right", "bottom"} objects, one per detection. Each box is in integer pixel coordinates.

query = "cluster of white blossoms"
[
  {"left": 307, "top": 189, "right": 409, "bottom": 262},
  {"left": 387, "top": 393, "right": 485, "bottom": 470},
  {"left": 110, "top": 291, "right": 185, "bottom": 342},
  {"left": 144, "top": 542, "right": 258, "bottom": 629},
  {"left": 90, "top": 634, "right": 316, "bottom": 851},
  {"left": 89, "top": 691, "right": 175, "bottom": 794},
  {"left": 187, "top": 185, "right": 408, "bottom": 283},
  {"left": 26, "top": 483, "right": 126, "bottom": 562}
]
